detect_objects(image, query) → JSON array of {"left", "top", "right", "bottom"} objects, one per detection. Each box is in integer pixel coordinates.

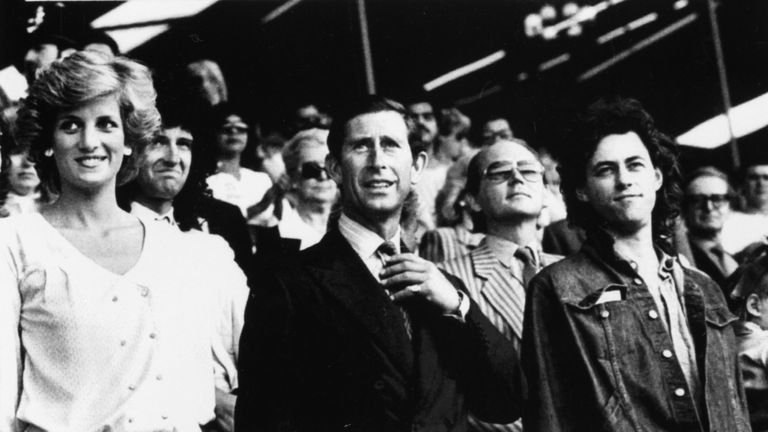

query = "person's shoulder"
[
  {"left": 529, "top": 251, "right": 600, "bottom": 297},
  {"left": 201, "top": 195, "right": 245, "bottom": 219},
  {"left": 540, "top": 252, "right": 564, "bottom": 267},
  {"left": 240, "top": 168, "right": 272, "bottom": 185},
  {"left": 0, "top": 213, "right": 44, "bottom": 238},
  {"left": 438, "top": 249, "right": 473, "bottom": 273}
]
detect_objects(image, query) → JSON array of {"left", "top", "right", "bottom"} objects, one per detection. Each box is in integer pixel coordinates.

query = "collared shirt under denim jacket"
[{"left": 521, "top": 229, "right": 751, "bottom": 432}]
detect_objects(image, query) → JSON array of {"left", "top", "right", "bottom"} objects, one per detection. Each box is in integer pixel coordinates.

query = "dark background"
[{"left": 2, "top": 0, "right": 766, "bottom": 173}]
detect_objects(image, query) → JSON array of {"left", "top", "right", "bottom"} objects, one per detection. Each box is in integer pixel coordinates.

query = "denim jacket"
[{"left": 521, "top": 231, "right": 751, "bottom": 432}]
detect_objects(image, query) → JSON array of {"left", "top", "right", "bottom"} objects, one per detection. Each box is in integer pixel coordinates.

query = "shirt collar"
[
  {"left": 484, "top": 235, "right": 531, "bottom": 268},
  {"left": 130, "top": 201, "right": 177, "bottom": 226},
  {"left": 338, "top": 212, "right": 401, "bottom": 260}
]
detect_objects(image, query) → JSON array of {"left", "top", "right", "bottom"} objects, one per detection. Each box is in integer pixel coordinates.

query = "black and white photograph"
[{"left": 1, "top": 0, "right": 767, "bottom": 431}]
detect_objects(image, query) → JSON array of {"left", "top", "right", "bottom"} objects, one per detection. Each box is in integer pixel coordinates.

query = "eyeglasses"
[
  {"left": 300, "top": 162, "right": 329, "bottom": 180},
  {"left": 483, "top": 161, "right": 544, "bottom": 184},
  {"left": 220, "top": 124, "right": 248, "bottom": 134},
  {"left": 686, "top": 194, "right": 732, "bottom": 208}
]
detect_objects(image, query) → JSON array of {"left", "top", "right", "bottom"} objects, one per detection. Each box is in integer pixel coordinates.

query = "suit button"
[
  {"left": 648, "top": 310, "right": 659, "bottom": 320},
  {"left": 662, "top": 349, "right": 673, "bottom": 359},
  {"left": 633, "top": 278, "right": 643, "bottom": 285},
  {"left": 600, "top": 310, "right": 610, "bottom": 319},
  {"left": 674, "top": 387, "right": 686, "bottom": 397},
  {"left": 373, "top": 380, "right": 385, "bottom": 390}
]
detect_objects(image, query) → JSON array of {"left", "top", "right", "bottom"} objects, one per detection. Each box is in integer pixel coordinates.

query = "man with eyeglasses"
[
  {"left": 722, "top": 159, "right": 768, "bottom": 256},
  {"left": 683, "top": 166, "right": 739, "bottom": 291},
  {"left": 441, "top": 139, "right": 561, "bottom": 432},
  {"left": 522, "top": 98, "right": 749, "bottom": 431}
]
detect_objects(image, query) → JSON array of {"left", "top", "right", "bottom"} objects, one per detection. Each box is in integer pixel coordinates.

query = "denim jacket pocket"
[
  {"left": 563, "top": 284, "right": 637, "bottom": 360},
  {"left": 704, "top": 305, "right": 738, "bottom": 328}
]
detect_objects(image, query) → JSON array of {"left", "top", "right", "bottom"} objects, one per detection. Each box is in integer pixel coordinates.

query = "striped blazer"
[
  {"left": 440, "top": 240, "right": 562, "bottom": 432},
  {"left": 419, "top": 226, "right": 484, "bottom": 264}
]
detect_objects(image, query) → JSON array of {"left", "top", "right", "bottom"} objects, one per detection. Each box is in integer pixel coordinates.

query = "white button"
[
  {"left": 674, "top": 388, "right": 686, "bottom": 397},
  {"left": 629, "top": 261, "right": 638, "bottom": 270},
  {"left": 662, "top": 349, "right": 673, "bottom": 358},
  {"left": 633, "top": 278, "right": 643, "bottom": 285},
  {"left": 648, "top": 310, "right": 659, "bottom": 319},
  {"left": 600, "top": 310, "right": 610, "bottom": 318}
]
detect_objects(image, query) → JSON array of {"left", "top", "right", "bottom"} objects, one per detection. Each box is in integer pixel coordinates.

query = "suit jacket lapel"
[
  {"left": 309, "top": 230, "right": 414, "bottom": 373},
  {"left": 471, "top": 244, "right": 526, "bottom": 340}
]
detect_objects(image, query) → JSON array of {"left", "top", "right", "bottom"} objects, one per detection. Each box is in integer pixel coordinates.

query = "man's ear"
[
  {"left": 326, "top": 153, "right": 342, "bottom": 185},
  {"left": 746, "top": 293, "right": 763, "bottom": 320},
  {"left": 409, "top": 151, "right": 428, "bottom": 186},
  {"left": 465, "top": 193, "right": 482, "bottom": 213},
  {"left": 654, "top": 167, "right": 663, "bottom": 192},
  {"left": 575, "top": 188, "right": 589, "bottom": 202}
]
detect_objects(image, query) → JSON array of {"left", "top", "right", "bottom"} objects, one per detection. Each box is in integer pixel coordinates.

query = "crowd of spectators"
[{"left": 1, "top": 25, "right": 768, "bottom": 432}]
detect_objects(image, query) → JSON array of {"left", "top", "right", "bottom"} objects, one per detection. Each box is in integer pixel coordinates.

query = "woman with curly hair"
[{"left": 0, "top": 51, "right": 225, "bottom": 431}]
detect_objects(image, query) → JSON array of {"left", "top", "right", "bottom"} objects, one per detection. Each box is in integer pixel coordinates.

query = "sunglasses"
[
  {"left": 686, "top": 194, "right": 732, "bottom": 208},
  {"left": 220, "top": 124, "right": 248, "bottom": 134},
  {"left": 300, "top": 162, "right": 329, "bottom": 180},
  {"left": 483, "top": 161, "right": 544, "bottom": 184}
]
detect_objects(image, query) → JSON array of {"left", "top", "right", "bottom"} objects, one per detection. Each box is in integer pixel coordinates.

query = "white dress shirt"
[
  {"left": 130, "top": 201, "right": 177, "bottom": 226},
  {"left": 0, "top": 213, "right": 246, "bottom": 432}
]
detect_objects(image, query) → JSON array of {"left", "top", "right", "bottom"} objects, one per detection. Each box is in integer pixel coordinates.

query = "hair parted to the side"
[
  {"left": 15, "top": 50, "right": 161, "bottom": 193},
  {"left": 327, "top": 95, "right": 423, "bottom": 160},
  {"left": 558, "top": 96, "right": 682, "bottom": 249}
]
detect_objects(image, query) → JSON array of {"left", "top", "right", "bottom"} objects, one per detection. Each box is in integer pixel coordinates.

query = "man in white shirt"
[{"left": 236, "top": 95, "right": 521, "bottom": 432}]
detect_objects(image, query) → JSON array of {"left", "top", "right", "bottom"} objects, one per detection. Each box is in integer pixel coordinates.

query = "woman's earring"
[
  {"left": 44, "top": 148, "right": 53, "bottom": 157},
  {"left": 123, "top": 147, "right": 133, "bottom": 156}
]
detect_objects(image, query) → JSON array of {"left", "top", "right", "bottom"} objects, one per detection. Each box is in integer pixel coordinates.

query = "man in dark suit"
[
  {"left": 683, "top": 166, "right": 739, "bottom": 291},
  {"left": 236, "top": 96, "right": 521, "bottom": 432}
]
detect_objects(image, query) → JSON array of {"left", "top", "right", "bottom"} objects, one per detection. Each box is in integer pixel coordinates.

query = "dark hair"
[
  {"left": 80, "top": 29, "right": 120, "bottom": 56},
  {"left": 729, "top": 254, "right": 768, "bottom": 317},
  {"left": 15, "top": 51, "right": 161, "bottom": 193},
  {"left": 327, "top": 95, "right": 422, "bottom": 160},
  {"left": 558, "top": 97, "right": 682, "bottom": 248},
  {"left": 117, "top": 101, "right": 216, "bottom": 231}
]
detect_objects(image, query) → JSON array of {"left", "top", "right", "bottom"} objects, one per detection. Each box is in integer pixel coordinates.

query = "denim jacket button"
[
  {"left": 674, "top": 388, "right": 686, "bottom": 397},
  {"left": 600, "top": 310, "right": 610, "bottom": 318},
  {"left": 662, "top": 349, "right": 673, "bottom": 359},
  {"left": 648, "top": 310, "right": 659, "bottom": 319}
]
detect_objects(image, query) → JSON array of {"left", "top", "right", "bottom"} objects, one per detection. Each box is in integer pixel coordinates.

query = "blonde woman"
[{"left": 0, "top": 51, "right": 239, "bottom": 431}]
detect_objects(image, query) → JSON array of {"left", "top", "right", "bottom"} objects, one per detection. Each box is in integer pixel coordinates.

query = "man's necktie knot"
[{"left": 378, "top": 241, "right": 398, "bottom": 257}]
